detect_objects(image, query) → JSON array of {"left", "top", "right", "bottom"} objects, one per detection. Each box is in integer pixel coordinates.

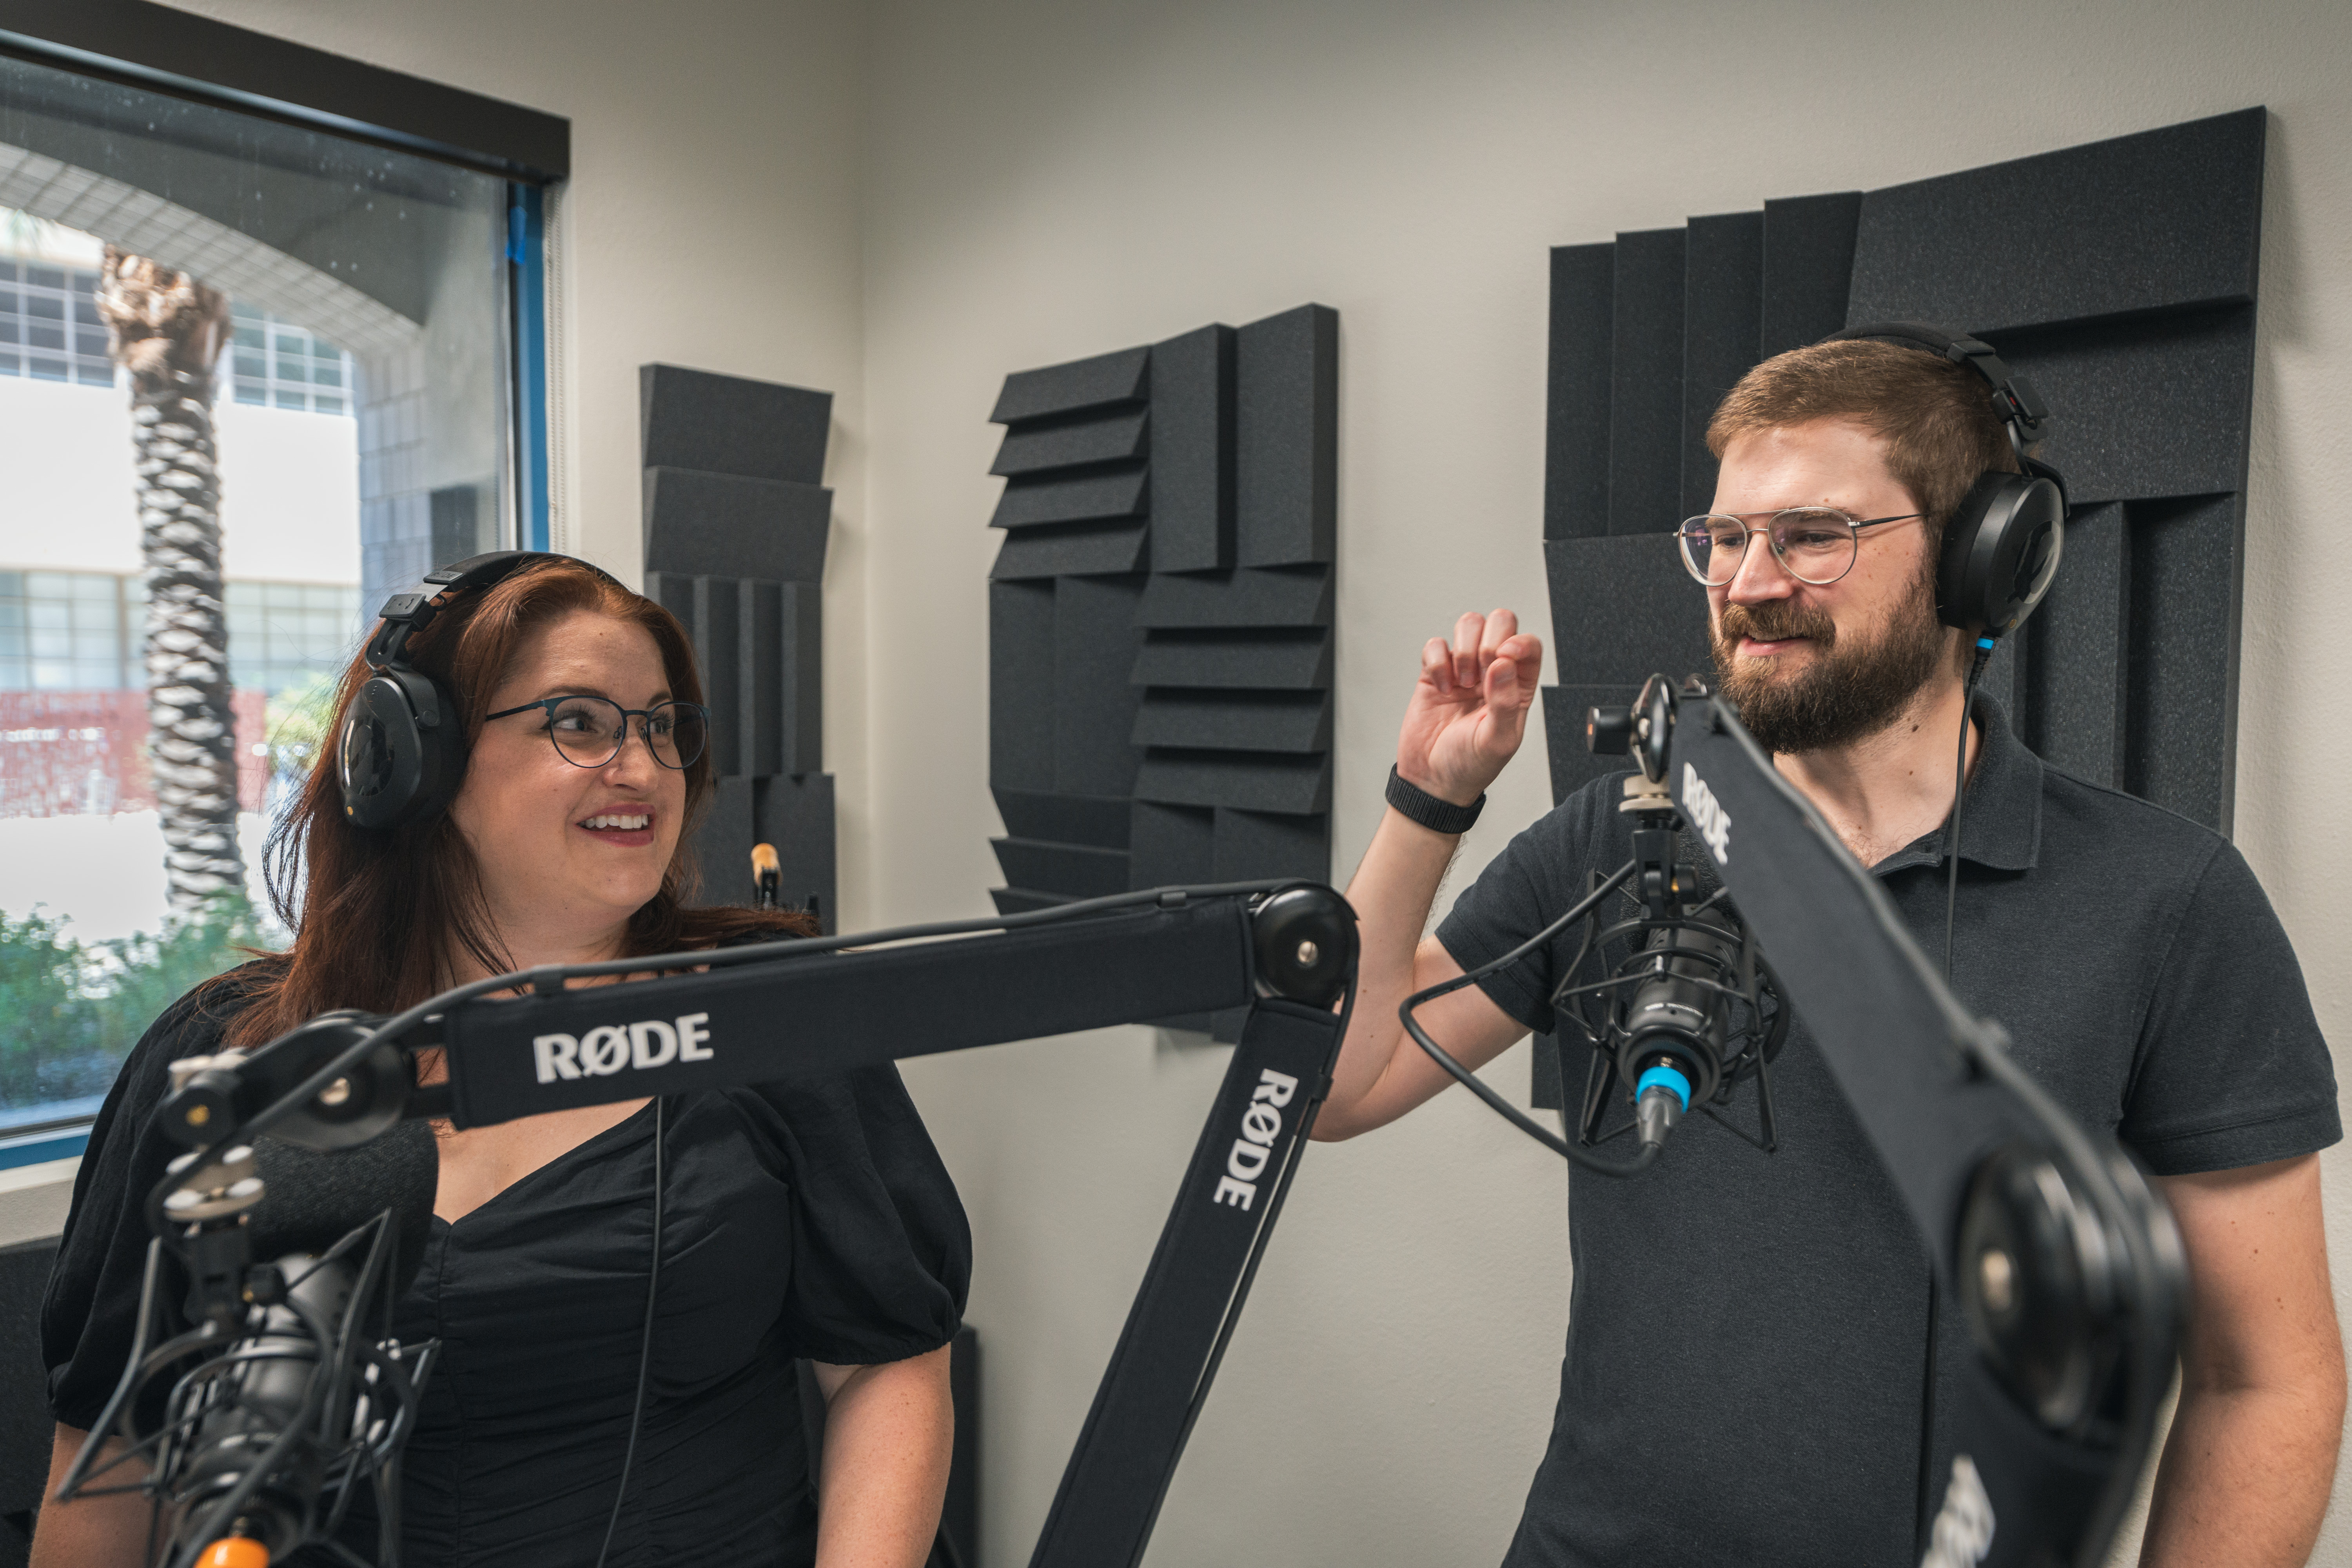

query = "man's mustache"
[{"left": 1717, "top": 602, "right": 1837, "bottom": 648}]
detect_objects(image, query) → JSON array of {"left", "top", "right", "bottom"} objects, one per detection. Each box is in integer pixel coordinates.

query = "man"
[{"left": 1316, "top": 336, "right": 2344, "bottom": 1565}]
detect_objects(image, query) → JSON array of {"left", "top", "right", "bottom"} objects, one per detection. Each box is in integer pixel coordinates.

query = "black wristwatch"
[{"left": 1386, "top": 766, "right": 1485, "bottom": 835}]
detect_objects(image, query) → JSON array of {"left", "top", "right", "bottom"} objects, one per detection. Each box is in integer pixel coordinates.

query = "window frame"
[{"left": 0, "top": 0, "right": 570, "bottom": 1157}]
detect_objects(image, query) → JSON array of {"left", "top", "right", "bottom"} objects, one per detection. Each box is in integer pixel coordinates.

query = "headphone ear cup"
[
  {"left": 338, "top": 671, "right": 467, "bottom": 831},
  {"left": 1938, "top": 472, "right": 2067, "bottom": 637}
]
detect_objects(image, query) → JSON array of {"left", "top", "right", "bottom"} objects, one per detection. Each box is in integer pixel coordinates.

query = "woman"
[{"left": 34, "top": 555, "right": 969, "bottom": 1567}]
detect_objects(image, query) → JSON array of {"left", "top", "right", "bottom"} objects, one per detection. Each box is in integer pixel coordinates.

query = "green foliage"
[
  {"left": 0, "top": 898, "right": 279, "bottom": 1113},
  {"left": 264, "top": 670, "right": 341, "bottom": 780}
]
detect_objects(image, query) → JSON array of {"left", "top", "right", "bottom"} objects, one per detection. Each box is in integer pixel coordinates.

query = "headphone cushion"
[
  {"left": 339, "top": 670, "right": 466, "bottom": 831},
  {"left": 1937, "top": 472, "right": 2066, "bottom": 636}
]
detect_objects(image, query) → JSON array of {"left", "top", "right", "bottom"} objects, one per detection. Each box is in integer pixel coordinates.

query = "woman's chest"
[{"left": 397, "top": 1117, "right": 799, "bottom": 1408}]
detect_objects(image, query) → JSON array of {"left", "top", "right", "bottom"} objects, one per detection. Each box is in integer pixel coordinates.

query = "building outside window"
[{"left": 0, "top": 37, "right": 552, "bottom": 1159}]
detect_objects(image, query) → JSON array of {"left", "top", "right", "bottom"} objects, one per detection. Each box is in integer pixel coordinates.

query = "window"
[{"left": 0, "top": 11, "right": 564, "bottom": 1156}]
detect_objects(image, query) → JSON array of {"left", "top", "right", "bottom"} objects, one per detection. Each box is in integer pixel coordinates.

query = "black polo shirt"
[{"left": 1434, "top": 695, "right": 2338, "bottom": 1568}]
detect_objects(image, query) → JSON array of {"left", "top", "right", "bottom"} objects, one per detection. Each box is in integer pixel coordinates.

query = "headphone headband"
[
  {"left": 1823, "top": 320, "right": 2053, "bottom": 453},
  {"left": 364, "top": 551, "right": 623, "bottom": 672}
]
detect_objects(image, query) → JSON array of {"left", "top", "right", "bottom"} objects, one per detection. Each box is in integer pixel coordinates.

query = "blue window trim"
[
  {"left": 508, "top": 184, "right": 552, "bottom": 553},
  {"left": 0, "top": 1124, "right": 90, "bottom": 1172}
]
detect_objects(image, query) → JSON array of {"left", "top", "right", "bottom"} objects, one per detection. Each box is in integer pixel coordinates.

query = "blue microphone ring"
[{"left": 1636, "top": 1063, "right": 1692, "bottom": 1112}]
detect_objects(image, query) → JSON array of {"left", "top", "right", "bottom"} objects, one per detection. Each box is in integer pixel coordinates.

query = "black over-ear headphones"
[
  {"left": 339, "top": 551, "right": 622, "bottom": 831},
  {"left": 1820, "top": 322, "right": 2068, "bottom": 639}
]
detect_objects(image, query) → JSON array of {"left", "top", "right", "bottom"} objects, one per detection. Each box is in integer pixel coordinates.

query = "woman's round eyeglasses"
[
  {"left": 1677, "top": 507, "right": 1925, "bottom": 587},
  {"left": 485, "top": 695, "right": 711, "bottom": 770}
]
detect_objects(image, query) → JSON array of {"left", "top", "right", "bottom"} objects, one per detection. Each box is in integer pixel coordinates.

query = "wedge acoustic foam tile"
[
  {"left": 992, "top": 888, "right": 1074, "bottom": 915},
  {"left": 690, "top": 776, "right": 757, "bottom": 906},
  {"left": 1681, "top": 212, "right": 1765, "bottom": 520},
  {"left": 985, "top": 307, "right": 1337, "bottom": 1008},
  {"left": 1129, "top": 801, "right": 1216, "bottom": 888},
  {"left": 1130, "top": 629, "right": 1332, "bottom": 690},
  {"left": 1608, "top": 228, "right": 1687, "bottom": 537},
  {"left": 1212, "top": 808, "right": 1327, "bottom": 882},
  {"left": 1991, "top": 308, "right": 2256, "bottom": 507},
  {"left": 990, "top": 345, "right": 1150, "bottom": 424},
  {"left": 1759, "top": 192, "right": 1861, "bottom": 359},
  {"left": 1133, "top": 564, "right": 1331, "bottom": 629},
  {"left": 989, "top": 579, "right": 1056, "bottom": 793},
  {"left": 989, "top": 522, "right": 1151, "bottom": 581},
  {"left": 1846, "top": 109, "right": 2263, "bottom": 335},
  {"left": 1150, "top": 324, "right": 1237, "bottom": 572},
  {"left": 1544, "top": 537, "right": 1712, "bottom": 689},
  {"left": 991, "top": 837, "right": 1130, "bottom": 900},
  {"left": 1537, "top": 111, "right": 2259, "bottom": 835},
  {"left": 1132, "top": 690, "right": 1331, "bottom": 754},
  {"left": 991, "top": 466, "right": 1149, "bottom": 530},
  {"left": 1546, "top": 243, "right": 1615, "bottom": 541},
  {"left": 992, "top": 788, "right": 1132, "bottom": 851},
  {"left": 1133, "top": 752, "right": 1330, "bottom": 815},
  {"left": 1054, "top": 575, "right": 1148, "bottom": 797},
  {"left": 992, "top": 408, "right": 1149, "bottom": 476},
  {"left": 1236, "top": 305, "right": 1338, "bottom": 567},
  {"left": 643, "top": 468, "right": 831, "bottom": 583},
  {"left": 641, "top": 364, "right": 831, "bottom": 485}
]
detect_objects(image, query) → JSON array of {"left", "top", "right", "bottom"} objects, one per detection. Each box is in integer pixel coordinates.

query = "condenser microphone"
[
  {"left": 160, "top": 1121, "right": 440, "bottom": 1568},
  {"left": 751, "top": 842, "right": 781, "bottom": 910}
]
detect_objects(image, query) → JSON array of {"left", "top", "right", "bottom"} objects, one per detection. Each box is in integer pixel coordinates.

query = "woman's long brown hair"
[{"left": 216, "top": 557, "right": 815, "bottom": 1049}]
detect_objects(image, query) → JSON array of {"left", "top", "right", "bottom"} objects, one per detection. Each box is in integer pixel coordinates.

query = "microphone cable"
[
  {"left": 1399, "top": 857, "right": 1668, "bottom": 1176},
  {"left": 594, "top": 1095, "right": 666, "bottom": 1568}
]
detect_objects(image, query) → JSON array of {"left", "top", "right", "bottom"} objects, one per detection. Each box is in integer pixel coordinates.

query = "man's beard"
[{"left": 1709, "top": 566, "right": 1951, "bottom": 756}]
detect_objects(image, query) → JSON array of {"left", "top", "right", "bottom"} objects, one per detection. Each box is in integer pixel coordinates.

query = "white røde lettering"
[
  {"left": 1213, "top": 1069, "right": 1303, "bottom": 1212},
  {"left": 1682, "top": 762, "right": 1732, "bottom": 865},
  {"left": 532, "top": 1013, "right": 718, "bottom": 1084}
]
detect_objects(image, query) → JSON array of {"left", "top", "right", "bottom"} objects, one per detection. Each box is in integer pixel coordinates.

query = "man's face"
[{"left": 1704, "top": 417, "right": 1955, "bottom": 755}]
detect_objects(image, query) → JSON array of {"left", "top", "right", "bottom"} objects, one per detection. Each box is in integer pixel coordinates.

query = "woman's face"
[{"left": 449, "top": 609, "right": 688, "bottom": 953}]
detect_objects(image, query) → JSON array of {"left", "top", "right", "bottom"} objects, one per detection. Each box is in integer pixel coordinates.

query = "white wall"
[
  {"left": 856, "top": 2, "right": 2352, "bottom": 1565},
  {"left": 133, "top": 3, "right": 2352, "bottom": 1565}
]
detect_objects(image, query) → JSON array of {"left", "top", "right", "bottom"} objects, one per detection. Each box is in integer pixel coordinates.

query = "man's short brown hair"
[{"left": 1704, "top": 339, "right": 2018, "bottom": 544}]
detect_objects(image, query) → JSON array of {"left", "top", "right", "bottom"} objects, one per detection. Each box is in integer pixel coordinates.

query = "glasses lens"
[
  {"left": 1680, "top": 517, "right": 1747, "bottom": 585},
  {"left": 1769, "top": 508, "right": 1858, "bottom": 585},
  {"left": 546, "top": 696, "right": 626, "bottom": 766},
  {"left": 645, "top": 703, "right": 707, "bottom": 770}
]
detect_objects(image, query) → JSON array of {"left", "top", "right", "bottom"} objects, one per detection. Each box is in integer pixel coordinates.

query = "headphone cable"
[{"left": 595, "top": 1096, "right": 666, "bottom": 1568}]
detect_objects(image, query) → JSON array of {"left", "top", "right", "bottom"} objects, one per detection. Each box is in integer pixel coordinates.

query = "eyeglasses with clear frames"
[
  {"left": 484, "top": 695, "right": 711, "bottom": 770},
  {"left": 1677, "top": 507, "right": 1926, "bottom": 587}
]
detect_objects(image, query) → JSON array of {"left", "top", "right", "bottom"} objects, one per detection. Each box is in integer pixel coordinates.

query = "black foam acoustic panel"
[
  {"left": 643, "top": 468, "right": 831, "bottom": 583},
  {"left": 991, "top": 467, "right": 1149, "bottom": 530},
  {"left": 1235, "top": 305, "right": 1339, "bottom": 568},
  {"left": 1545, "top": 243, "right": 1615, "bottom": 541},
  {"left": 641, "top": 364, "right": 831, "bottom": 485},
  {"left": 1544, "top": 537, "right": 1712, "bottom": 689},
  {"left": 1149, "top": 325, "right": 1236, "bottom": 572},
  {"left": 990, "top": 345, "right": 1150, "bottom": 424},
  {"left": 1608, "top": 228, "right": 1686, "bottom": 537},
  {"left": 643, "top": 364, "right": 839, "bottom": 916},
  {"left": 1130, "top": 629, "right": 1332, "bottom": 690},
  {"left": 989, "top": 522, "right": 1151, "bottom": 581},
  {"left": 1681, "top": 212, "right": 1764, "bottom": 519},
  {"left": 993, "top": 408, "right": 1149, "bottom": 475},
  {"left": 985, "top": 309, "right": 1337, "bottom": 1038},
  {"left": 1759, "top": 192, "right": 1861, "bottom": 359},
  {"left": 1134, "top": 565, "right": 1330, "bottom": 628}
]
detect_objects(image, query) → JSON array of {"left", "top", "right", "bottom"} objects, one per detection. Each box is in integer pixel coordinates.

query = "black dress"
[{"left": 42, "top": 970, "right": 973, "bottom": 1567}]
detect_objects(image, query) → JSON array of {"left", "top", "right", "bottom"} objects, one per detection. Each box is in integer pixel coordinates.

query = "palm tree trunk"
[{"left": 95, "top": 249, "right": 244, "bottom": 916}]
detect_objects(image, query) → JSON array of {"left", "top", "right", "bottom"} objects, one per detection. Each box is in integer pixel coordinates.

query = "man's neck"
[{"left": 1774, "top": 675, "right": 1979, "bottom": 868}]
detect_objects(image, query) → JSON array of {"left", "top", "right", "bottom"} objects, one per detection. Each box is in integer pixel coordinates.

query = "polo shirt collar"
[{"left": 1871, "top": 691, "right": 2043, "bottom": 876}]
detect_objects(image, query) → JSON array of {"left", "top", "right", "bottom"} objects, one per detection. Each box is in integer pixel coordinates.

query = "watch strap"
[{"left": 1387, "top": 766, "right": 1485, "bottom": 835}]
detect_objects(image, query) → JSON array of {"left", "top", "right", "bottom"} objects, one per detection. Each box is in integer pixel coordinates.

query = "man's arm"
[
  {"left": 2140, "top": 1154, "right": 2345, "bottom": 1566},
  {"left": 1314, "top": 610, "right": 1541, "bottom": 1142},
  {"left": 30, "top": 1426, "right": 152, "bottom": 1567},
  {"left": 812, "top": 1345, "right": 955, "bottom": 1568}
]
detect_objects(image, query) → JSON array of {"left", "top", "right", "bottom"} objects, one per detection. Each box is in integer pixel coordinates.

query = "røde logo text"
[
  {"left": 1212, "top": 1069, "right": 1299, "bottom": 1213},
  {"left": 1683, "top": 763, "right": 1731, "bottom": 865},
  {"left": 533, "top": 1013, "right": 715, "bottom": 1083}
]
